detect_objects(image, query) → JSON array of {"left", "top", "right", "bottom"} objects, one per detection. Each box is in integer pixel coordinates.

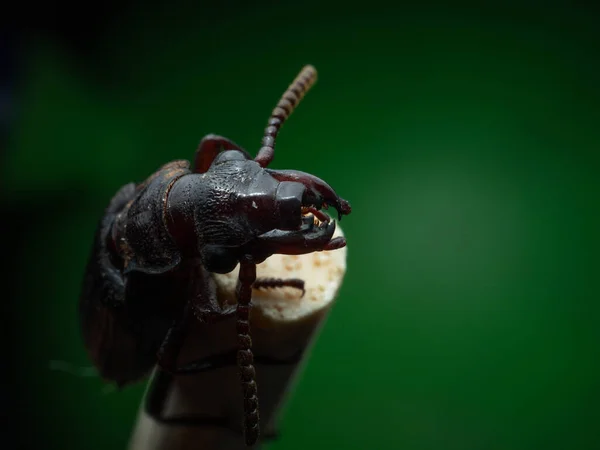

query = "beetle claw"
[
  {"left": 251, "top": 218, "right": 338, "bottom": 256},
  {"left": 266, "top": 168, "right": 351, "bottom": 223},
  {"left": 324, "top": 236, "right": 346, "bottom": 251}
]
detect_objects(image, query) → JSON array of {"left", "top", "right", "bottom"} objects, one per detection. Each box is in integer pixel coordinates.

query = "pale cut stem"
[{"left": 128, "top": 226, "right": 347, "bottom": 450}]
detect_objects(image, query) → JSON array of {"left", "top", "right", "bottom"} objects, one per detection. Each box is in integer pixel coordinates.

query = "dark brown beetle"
[{"left": 79, "top": 65, "right": 351, "bottom": 446}]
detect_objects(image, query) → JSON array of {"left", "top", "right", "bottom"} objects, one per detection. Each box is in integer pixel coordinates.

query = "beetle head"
[{"left": 195, "top": 150, "right": 350, "bottom": 273}]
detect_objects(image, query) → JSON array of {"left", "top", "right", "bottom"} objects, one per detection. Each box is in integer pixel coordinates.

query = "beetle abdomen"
[{"left": 79, "top": 182, "right": 158, "bottom": 385}]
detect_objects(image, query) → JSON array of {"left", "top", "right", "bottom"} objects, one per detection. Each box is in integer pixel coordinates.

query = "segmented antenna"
[
  {"left": 253, "top": 277, "right": 306, "bottom": 297},
  {"left": 236, "top": 261, "right": 259, "bottom": 446},
  {"left": 254, "top": 65, "right": 318, "bottom": 167}
]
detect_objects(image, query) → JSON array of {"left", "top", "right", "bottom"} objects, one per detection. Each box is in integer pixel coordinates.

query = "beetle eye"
[{"left": 201, "top": 245, "right": 238, "bottom": 274}]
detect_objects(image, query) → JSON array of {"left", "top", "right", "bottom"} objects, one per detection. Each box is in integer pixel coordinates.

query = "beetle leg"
[
  {"left": 156, "top": 305, "right": 237, "bottom": 375},
  {"left": 193, "top": 134, "right": 252, "bottom": 173},
  {"left": 253, "top": 277, "right": 305, "bottom": 297},
  {"left": 155, "top": 301, "right": 193, "bottom": 373},
  {"left": 191, "top": 304, "right": 237, "bottom": 324},
  {"left": 190, "top": 265, "right": 237, "bottom": 322},
  {"left": 161, "top": 347, "right": 303, "bottom": 376}
]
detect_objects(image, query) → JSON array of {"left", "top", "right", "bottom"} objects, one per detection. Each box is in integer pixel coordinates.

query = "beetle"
[{"left": 79, "top": 65, "right": 351, "bottom": 446}]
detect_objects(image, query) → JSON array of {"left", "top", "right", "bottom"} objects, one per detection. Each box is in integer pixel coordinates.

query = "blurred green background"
[{"left": 3, "top": 1, "right": 599, "bottom": 449}]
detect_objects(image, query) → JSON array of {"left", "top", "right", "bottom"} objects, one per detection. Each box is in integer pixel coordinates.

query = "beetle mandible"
[{"left": 79, "top": 65, "right": 351, "bottom": 446}]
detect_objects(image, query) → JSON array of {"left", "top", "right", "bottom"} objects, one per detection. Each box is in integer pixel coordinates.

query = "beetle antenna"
[
  {"left": 236, "top": 260, "right": 260, "bottom": 446},
  {"left": 254, "top": 65, "right": 318, "bottom": 167}
]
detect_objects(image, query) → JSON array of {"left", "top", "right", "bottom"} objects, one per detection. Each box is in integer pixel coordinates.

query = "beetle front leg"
[
  {"left": 156, "top": 304, "right": 237, "bottom": 377},
  {"left": 157, "top": 268, "right": 236, "bottom": 374},
  {"left": 193, "top": 134, "right": 252, "bottom": 173}
]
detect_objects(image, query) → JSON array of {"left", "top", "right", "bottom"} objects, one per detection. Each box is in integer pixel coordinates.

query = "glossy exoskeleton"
[{"left": 79, "top": 65, "right": 351, "bottom": 446}]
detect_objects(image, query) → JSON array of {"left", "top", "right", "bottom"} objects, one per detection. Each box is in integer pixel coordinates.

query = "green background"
[{"left": 5, "top": 2, "right": 599, "bottom": 449}]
